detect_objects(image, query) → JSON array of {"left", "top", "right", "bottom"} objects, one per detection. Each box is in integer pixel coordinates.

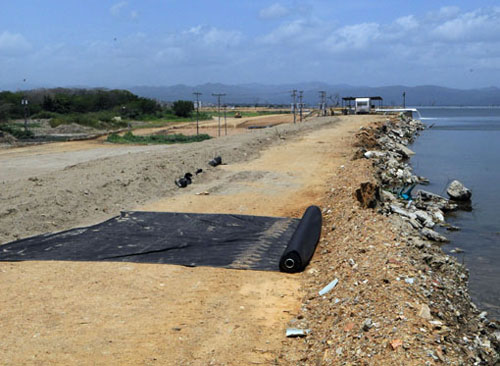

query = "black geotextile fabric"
[{"left": 0, "top": 207, "right": 322, "bottom": 272}]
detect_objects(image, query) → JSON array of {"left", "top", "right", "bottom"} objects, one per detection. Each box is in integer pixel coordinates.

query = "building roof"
[{"left": 342, "top": 96, "right": 383, "bottom": 101}]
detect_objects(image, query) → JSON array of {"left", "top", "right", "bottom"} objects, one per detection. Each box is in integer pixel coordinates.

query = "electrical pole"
[
  {"left": 193, "top": 92, "right": 202, "bottom": 135},
  {"left": 319, "top": 91, "right": 326, "bottom": 116},
  {"left": 402, "top": 92, "right": 406, "bottom": 109},
  {"left": 298, "top": 91, "right": 303, "bottom": 122},
  {"left": 212, "top": 93, "right": 226, "bottom": 137},
  {"left": 21, "top": 98, "right": 29, "bottom": 132},
  {"left": 223, "top": 104, "right": 227, "bottom": 136},
  {"left": 291, "top": 89, "right": 297, "bottom": 124}
]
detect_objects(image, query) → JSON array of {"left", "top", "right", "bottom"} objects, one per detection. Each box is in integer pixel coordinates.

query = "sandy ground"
[
  {"left": 0, "top": 141, "right": 168, "bottom": 182},
  {"left": 0, "top": 115, "right": 385, "bottom": 365}
]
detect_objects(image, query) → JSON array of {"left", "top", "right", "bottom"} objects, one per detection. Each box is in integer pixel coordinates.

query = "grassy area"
[
  {"left": 211, "top": 110, "right": 290, "bottom": 118},
  {"left": 10, "top": 121, "right": 42, "bottom": 128},
  {"left": 0, "top": 123, "right": 35, "bottom": 139},
  {"left": 139, "top": 112, "right": 213, "bottom": 122},
  {"left": 29, "top": 111, "right": 213, "bottom": 130},
  {"left": 106, "top": 131, "right": 211, "bottom": 145}
]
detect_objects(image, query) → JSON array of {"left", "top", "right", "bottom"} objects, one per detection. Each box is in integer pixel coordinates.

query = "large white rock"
[
  {"left": 394, "top": 143, "right": 415, "bottom": 159},
  {"left": 421, "top": 228, "right": 449, "bottom": 242},
  {"left": 390, "top": 204, "right": 417, "bottom": 220},
  {"left": 364, "top": 151, "right": 386, "bottom": 159},
  {"left": 446, "top": 180, "right": 472, "bottom": 201}
]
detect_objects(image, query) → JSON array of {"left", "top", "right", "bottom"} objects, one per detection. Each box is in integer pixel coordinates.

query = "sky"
[{"left": 1, "top": 0, "right": 500, "bottom": 90}]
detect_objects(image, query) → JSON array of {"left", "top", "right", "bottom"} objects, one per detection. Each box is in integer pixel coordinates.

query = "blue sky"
[{"left": 1, "top": 0, "right": 499, "bottom": 89}]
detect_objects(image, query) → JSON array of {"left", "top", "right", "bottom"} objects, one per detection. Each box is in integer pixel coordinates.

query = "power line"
[
  {"left": 212, "top": 93, "right": 226, "bottom": 137},
  {"left": 193, "top": 92, "right": 202, "bottom": 135}
]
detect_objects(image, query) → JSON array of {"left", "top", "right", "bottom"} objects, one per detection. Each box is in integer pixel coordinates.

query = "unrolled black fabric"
[{"left": 0, "top": 208, "right": 322, "bottom": 272}]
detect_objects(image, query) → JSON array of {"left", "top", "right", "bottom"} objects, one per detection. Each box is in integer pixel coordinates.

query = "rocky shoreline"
[
  {"left": 279, "top": 115, "right": 498, "bottom": 365},
  {"left": 362, "top": 115, "right": 499, "bottom": 364}
]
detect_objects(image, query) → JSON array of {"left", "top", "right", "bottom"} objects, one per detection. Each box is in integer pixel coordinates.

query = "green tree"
[
  {"left": 0, "top": 103, "right": 11, "bottom": 122},
  {"left": 172, "top": 100, "right": 194, "bottom": 117}
]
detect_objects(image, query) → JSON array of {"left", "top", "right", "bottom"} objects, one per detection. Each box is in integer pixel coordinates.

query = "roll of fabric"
[{"left": 279, "top": 205, "right": 322, "bottom": 273}]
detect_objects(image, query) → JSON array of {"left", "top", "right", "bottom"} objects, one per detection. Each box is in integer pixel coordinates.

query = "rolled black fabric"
[{"left": 279, "top": 205, "right": 322, "bottom": 273}]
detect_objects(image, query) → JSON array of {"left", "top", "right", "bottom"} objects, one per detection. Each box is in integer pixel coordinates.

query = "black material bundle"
[
  {"left": 175, "top": 173, "right": 193, "bottom": 188},
  {"left": 208, "top": 156, "right": 222, "bottom": 167},
  {"left": 279, "top": 206, "right": 322, "bottom": 273},
  {"left": 0, "top": 207, "right": 322, "bottom": 273}
]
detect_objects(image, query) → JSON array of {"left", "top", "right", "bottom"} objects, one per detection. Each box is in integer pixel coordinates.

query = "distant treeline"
[{"left": 0, "top": 88, "right": 159, "bottom": 122}]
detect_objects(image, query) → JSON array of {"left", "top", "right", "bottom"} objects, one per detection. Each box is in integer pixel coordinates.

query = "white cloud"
[
  {"left": 182, "top": 25, "right": 242, "bottom": 47},
  {"left": 258, "top": 19, "right": 325, "bottom": 45},
  {"left": 259, "top": 3, "right": 290, "bottom": 19},
  {"left": 437, "top": 6, "right": 461, "bottom": 19},
  {"left": 0, "top": 31, "right": 31, "bottom": 56},
  {"left": 432, "top": 8, "right": 500, "bottom": 42},
  {"left": 110, "top": 2, "right": 127, "bottom": 16},
  {"left": 395, "top": 15, "right": 418, "bottom": 31}
]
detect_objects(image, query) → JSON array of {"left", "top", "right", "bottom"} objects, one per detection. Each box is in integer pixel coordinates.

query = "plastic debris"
[
  {"left": 175, "top": 173, "right": 193, "bottom": 188},
  {"left": 318, "top": 278, "right": 338, "bottom": 296},
  {"left": 286, "top": 328, "right": 310, "bottom": 338},
  {"left": 208, "top": 156, "right": 222, "bottom": 167}
]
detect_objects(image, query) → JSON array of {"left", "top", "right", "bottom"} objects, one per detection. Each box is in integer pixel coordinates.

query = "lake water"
[{"left": 410, "top": 107, "right": 500, "bottom": 319}]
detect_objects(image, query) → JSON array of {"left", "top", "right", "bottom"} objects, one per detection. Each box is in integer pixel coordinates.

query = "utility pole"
[
  {"left": 193, "top": 92, "right": 202, "bottom": 135},
  {"left": 402, "top": 91, "right": 406, "bottom": 109},
  {"left": 298, "top": 91, "right": 304, "bottom": 122},
  {"left": 291, "top": 89, "right": 297, "bottom": 124},
  {"left": 212, "top": 93, "right": 226, "bottom": 137},
  {"left": 223, "top": 104, "right": 227, "bottom": 136},
  {"left": 21, "top": 98, "right": 29, "bottom": 132},
  {"left": 318, "top": 91, "right": 327, "bottom": 116}
]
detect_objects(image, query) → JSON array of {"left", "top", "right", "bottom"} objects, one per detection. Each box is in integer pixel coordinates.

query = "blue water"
[{"left": 410, "top": 107, "right": 500, "bottom": 319}]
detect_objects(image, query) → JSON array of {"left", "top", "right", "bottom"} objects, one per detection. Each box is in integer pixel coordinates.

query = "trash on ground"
[
  {"left": 286, "top": 328, "right": 310, "bottom": 338},
  {"left": 318, "top": 278, "right": 338, "bottom": 296}
]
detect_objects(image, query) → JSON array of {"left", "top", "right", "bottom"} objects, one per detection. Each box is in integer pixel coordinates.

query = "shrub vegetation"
[
  {"left": 0, "top": 89, "right": 212, "bottom": 134},
  {"left": 107, "top": 131, "right": 211, "bottom": 145}
]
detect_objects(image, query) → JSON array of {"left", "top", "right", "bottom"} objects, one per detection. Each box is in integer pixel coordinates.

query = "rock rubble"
[{"left": 279, "top": 114, "right": 498, "bottom": 365}]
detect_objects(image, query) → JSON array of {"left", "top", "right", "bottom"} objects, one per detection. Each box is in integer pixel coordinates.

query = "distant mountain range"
[{"left": 129, "top": 83, "right": 500, "bottom": 106}]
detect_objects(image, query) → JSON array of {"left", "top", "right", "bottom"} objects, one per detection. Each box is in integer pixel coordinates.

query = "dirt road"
[{"left": 0, "top": 115, "right": 384, "bottom": 365}]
